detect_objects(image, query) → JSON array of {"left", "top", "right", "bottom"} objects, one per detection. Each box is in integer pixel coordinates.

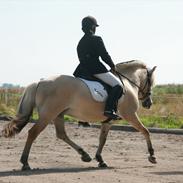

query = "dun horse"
[{"left": 2, "top": 60, "right": 157, "bottom": 170}]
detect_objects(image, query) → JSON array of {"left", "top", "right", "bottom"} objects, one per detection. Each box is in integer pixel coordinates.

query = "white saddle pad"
[{"left": 80, "top": 78, "right": 108, "bottom": 102}]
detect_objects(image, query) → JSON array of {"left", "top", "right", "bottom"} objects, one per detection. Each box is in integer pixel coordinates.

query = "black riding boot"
[{"left": 104, "top": 85, "right": 123, "bottom": 120}]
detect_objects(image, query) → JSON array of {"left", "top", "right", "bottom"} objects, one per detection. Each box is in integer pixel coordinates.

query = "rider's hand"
[{"left": 111, "top": 66, "right": 116, "bottom": 73}]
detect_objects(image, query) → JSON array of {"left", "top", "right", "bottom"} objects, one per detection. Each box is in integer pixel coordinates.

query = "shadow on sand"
[
  {"left": 0, "top": 166, "right": 114, "bottom": 177},
  {"left": 150, "top": 170, "right": 183, "bottom": 176}
]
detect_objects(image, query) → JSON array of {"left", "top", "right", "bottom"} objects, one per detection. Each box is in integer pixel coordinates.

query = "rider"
[{"left": 73, "top": 16, "right": 123, "bottom": 120}]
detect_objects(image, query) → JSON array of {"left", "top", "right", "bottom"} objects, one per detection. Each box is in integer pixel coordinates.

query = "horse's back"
[
  {"left": 37, "top": 75, "right": 84, "bottom": 92},
  {"left": 35, "top": 75, "right": 90, "bottom": 106}
]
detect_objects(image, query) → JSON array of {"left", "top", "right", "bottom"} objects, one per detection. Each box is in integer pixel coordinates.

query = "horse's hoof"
[
  {"left": 81, "top": 154, "right": 92, "bottom": 162},
  {"left": 148, "top": 156, "right": 157, "bottom": 164},
  {"left": 98, "top": 162, "right": 108, "bottom": 168},
  {"left": 22, "top": 164, "right": 31, "bottom": 171}
]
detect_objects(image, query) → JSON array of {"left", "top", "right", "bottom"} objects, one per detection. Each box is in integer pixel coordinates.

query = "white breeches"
[{"left": 94, "top": 72, "right": 121, "bottom": 87}]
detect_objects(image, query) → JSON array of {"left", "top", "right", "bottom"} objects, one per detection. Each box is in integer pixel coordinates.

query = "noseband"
[{"left": 115, "top": 69, "right": 152, "bottom": 100}]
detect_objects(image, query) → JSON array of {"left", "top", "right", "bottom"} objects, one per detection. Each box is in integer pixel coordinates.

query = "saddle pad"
[{"left": 79, "top": 78, "right": 108, "bottom": 102}]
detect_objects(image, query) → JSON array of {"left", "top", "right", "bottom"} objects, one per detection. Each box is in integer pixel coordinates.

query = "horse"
[{"left": 1, "top": 60, "right": 157, "bottom": 170}]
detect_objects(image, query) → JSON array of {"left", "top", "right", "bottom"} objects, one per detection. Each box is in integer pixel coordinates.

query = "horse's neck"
[
  {"left": 119, "top": 68, "right": 146, "bottom": 89},
  {"left": 136, "top": 69, "right": 147, "bottom": 87},
  {"left": 122, "top": 69, "right": 140, "bottom": 85}
]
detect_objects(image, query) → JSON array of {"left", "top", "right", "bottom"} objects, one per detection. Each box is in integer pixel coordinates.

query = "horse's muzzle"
[{"left": 142, "top": 97, "right": 152, "bottom": 109}]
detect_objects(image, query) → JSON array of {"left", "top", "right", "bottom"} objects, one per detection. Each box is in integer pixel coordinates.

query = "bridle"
[{"left": 115, "top": 68, "right": 152, "bottom": 100}]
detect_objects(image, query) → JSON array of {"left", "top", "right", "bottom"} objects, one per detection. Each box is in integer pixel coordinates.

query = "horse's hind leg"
[
  {"left": 54, "top": 116, "right": 92, "bottom": 163},
  {"left": 123, "top": 112, "right": 157, "bottom": 164},
  {"left": 20, "top": 118, "right": 49, "bottom": 170},
  {"left": 95, "top": 122, "right": 112, "bottom": 167}
]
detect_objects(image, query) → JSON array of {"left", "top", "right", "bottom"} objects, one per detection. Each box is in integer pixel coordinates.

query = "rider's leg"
[
  {"left": 94, "top": 72, "right": 123, "bottom": 119},
  {"left": 103, "top": 85, "right": 123, "bottom": 119},
  {"left": 94, "top": 72, "right": 121, "bottom": 87}
]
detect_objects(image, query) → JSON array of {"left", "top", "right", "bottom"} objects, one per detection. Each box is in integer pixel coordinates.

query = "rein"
[{"left": 115, "top": 69, "right": 151, "bottom": 100}]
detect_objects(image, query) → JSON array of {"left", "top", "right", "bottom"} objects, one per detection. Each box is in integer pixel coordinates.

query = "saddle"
[
  {"left": 79, "top": 78, "right": 111, "bottom": 102},
  {"left": 76, "top": 74, "right": 124, "bottom": 104}
]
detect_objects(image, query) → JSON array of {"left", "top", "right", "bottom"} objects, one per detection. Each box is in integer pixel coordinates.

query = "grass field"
[{"left": 0, "top": 85, "right": 183, "bottom": 129}]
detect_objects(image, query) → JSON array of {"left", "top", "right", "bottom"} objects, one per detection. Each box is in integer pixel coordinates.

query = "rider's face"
[{"left": 91, "top": 25, "right": 96, "bottom": 34}]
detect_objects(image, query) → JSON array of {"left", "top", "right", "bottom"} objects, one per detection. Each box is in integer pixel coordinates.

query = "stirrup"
[{"left": 104, "top": 111, "right": 121, "bottom": 120}]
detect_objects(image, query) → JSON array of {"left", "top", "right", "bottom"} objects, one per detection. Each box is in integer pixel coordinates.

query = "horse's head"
[
  {"left": 139, "top": 66, "right": 157, "bottom": 109},
  {"left": 116, "top": 60, "right": 156, "bottom": 109}
]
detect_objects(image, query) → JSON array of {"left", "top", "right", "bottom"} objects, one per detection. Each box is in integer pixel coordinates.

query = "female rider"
[{"left": 73, "top": 16, "right": 123, "bottom": 120}]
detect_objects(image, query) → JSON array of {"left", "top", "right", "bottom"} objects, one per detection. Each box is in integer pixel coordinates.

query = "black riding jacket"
[{"left": 73, "top": 33, "right": 115, "bottom": 78}]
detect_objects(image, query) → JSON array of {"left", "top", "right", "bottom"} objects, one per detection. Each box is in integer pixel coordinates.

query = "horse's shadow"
[
  {"left": 0, "top": 166, "right": 113, "bottom": 177},
  {"left": 150, "top": 171, "right": 183, "bottom": 176}
]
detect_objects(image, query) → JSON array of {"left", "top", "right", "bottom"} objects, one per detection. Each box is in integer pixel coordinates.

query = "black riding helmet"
[{"left": 82, "top": 16, "right": 99, "bottom": 33}]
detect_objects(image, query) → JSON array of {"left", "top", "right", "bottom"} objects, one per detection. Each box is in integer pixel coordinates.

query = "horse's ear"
[{"left": 149, "top": 66, "right": 157, "bottom": 75}]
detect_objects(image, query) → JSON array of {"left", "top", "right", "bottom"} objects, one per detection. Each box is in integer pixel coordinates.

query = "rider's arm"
[{"left": 95, "top": 36, "right": 115, "bottom": 69}]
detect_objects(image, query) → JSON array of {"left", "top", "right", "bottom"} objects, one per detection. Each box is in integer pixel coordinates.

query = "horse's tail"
[{"left": 2, "top": 83, "right": 38, "bottom": 138}]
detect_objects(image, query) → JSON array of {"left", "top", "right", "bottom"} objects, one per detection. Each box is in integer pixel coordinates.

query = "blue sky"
[{"left": 0, "top": 0, "right": 183, "bottom": 86}]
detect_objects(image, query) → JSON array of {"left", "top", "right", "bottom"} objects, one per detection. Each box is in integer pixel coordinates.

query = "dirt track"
[{"left": 0, "top": 121, "right": 183, "bottom": 183}]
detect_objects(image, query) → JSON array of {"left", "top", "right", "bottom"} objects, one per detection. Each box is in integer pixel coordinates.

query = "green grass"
[
  {"left": 0, "top": 103, "right": 15, "bottom": 116},
  {"left": 117, "top": 115, "right": 183, "bottom": 129},
  {"left": 153, "top": 84, "right": 183, "bottom": 95},
  {"left": 141, "top": 115, "right": 183, "bottom": 129},
  {"left": 1, "top": 85, "right": 183, "bottom": 129}
]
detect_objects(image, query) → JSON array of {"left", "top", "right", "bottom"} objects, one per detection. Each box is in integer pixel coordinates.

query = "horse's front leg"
[
  {"left": 123, "top": 112, "right": 157, "bottom": 164},
  {"left": 95, "top": 122, "right": 112, "bottom": 167}
]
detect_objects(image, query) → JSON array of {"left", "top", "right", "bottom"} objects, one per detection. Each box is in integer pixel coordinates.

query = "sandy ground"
[{"left": 0, "top": 121, "right": 183, "bottom": 183}]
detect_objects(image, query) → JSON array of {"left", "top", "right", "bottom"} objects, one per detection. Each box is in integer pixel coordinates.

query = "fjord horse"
[{"left": 2, "top": 60, "right": 157, "bottom": 170}]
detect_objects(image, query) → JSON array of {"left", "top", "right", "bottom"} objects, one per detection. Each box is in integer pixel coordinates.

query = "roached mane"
[{"left": 116, "top": 60, "right": 147, "bottom": 72}]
